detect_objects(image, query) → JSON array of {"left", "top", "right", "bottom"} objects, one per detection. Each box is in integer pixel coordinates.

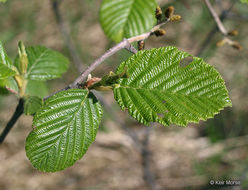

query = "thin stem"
[
  {"left": 0, "top": 99, "right": 24, "bottom": 144},
  {"left": 72, "top": 39, "right": 130, "bottom": 87},
  {"left": 204, "top": 0, "right": 228, "bottom": 35},
  {"left": 197, "top": 2, "right": 234, "bottom": 56},
  {"left": 44, "top": 19, "right": 169, "bottom": 100}
]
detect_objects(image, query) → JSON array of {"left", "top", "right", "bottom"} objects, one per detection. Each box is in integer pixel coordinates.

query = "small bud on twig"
[
  {"left": 165, "top": 6, "right": 174, "bottom": 18},
  {"left": 154, "top": 29, "right": 166, "bottom": 36},
  {"left": 84, "top": 76, "right": 102, "bottom": 89},
  {"left": 232, "top": 41, "right": 242, "bottom": 50},
  {"left": 138, "top": 40, "right": 145, "bottom": 50},
  {"left": 228, "top": 30, "right": 238, "bottom": 36},
  {"left": 216, "top": 39, "right": 226, "bottom": 47},
  {"left": 155, "top": 6, "right": 162, "bottom": 20},
  {"left": 170, "top": 15, "right": 181, "bottom": 22}
]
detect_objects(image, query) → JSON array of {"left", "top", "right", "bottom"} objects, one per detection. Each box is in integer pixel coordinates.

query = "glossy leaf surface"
[
  {"left": 100, "top": 0, "right": 157, "bottom": 42},
  {"left": 25, "top": 46, "right": 69, "bottom": 81},
  {"left": 25, "top": 89, "right": 102, "bottom": 172},
  {"left": 24, "top": 96, "right": 43, "bottom": 115},
  {"left": 0, "top": 42, "right": 15, "bottom": 79},
  {"left": 114, "top": 47, "right": 232, "bottom": 126},
  {"left": 25, "top": 80, "right": 48, "bottom": 98}
]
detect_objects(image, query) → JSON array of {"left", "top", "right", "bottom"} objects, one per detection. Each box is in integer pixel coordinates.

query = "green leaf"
[
  {"left": 24, "top": 96, "right": 43, "bottom": 115},
  {"left": 0, "top": 0, "right": 7, "bottom": 3},
  {"left": 25, "top": 46, "right": 69, "bottom": 81},
  {"left": 0, "top": 42, "right": 16, "bottom": 79},
  {"left": 0, "top": 79, "right": 9, "bottom": 95},
  {"left": 25, "top": 80, "right": 48, "bottom": 98},
  {"left": 100, "top": 0, "right": 157, "bottom": 42},
  {"left": 240, "top": 0, "right": 248, "bottom": 4},
  {"left": 0, "top": 64, "right": 15, "bottom": 79},
  {"left": 5, "top": 77, "right": 19, "bottom": 93},
  {"left": 0, "top": 78, "right": 17, "bottom": 95},
  {"left": 114, "top": 47, "right": 232, "bottom": 127},
  {"left": 25, "top": 89, "right": 103, "bottom": 172}
]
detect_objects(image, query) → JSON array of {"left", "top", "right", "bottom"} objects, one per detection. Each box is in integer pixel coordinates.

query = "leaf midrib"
[
  {"left": 116, "top": 86, "right": 228, "bottom": 101},
  {"left": 26, "top": 48, "right": 49, "bottom": 77},
  {"left": 121, "top": 0, "right": 135, "bottom": 38},
  {"left": 35, "top": 90, "right": 89, "bottom": 169}
]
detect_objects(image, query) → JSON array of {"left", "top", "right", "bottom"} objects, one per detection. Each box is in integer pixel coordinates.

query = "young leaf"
[
  {"left": 25, "top": 89, "right": 103, "bottom": 172},
  {"left": 25, "top": 80, "right": 48, "bottom": 98},
  {"left": 25, "top": 46, "right": 69, "bottom": 81},
  {"left": 114, "top": 47, "right": 232, "bottom": 127},
  {"left": 24, "top": 96, "right": 43, "bottom": 115},
  {"left": 0, "top": 79, "right": 9, "bottom": 95},
  {"left": 4, "top": 77, "right": 19, "bottom": 93},
  {"left": 0, "top": 64, "right": 16, "bottom": 79},
  {"left": 0, "top": 42, "right": 16, "bottom": 79},
  {"left": 100, "top": 0, "right": 157, "bottom": 42}
]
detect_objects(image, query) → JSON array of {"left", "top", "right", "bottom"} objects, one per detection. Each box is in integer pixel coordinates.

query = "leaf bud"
[
  {"left": 85, "top": 77, "right": 101, "bottom": 89},
  {"left": 138, "top": 40, "right": 145, "bottom": 50},
  {"left": 18, "top": 41, "right": 28, "bottom": 75},
  {"left": 216, "top": 39, "right": 226, "bottom": 47},
  {"left": 232, "top": 41, "right": 242, "bottom": 50},
  {"left": 165, "top": 6, "right": 174, "bottom": 18},
  {"left": 228, "top": 30, "right": 238, "bottom": 36},
  {"left": 155, "top": 6, "right": 162, "bottom": 20},
  {"left": 154, "top": 29, "right": 166, "bottom": 36},
  {"left": 170, "top": 15, "right": 181, "bottom": 22}
]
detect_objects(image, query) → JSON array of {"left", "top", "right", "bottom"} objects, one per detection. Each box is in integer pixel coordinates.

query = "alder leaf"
[
  {"left": 100, "top": 0, "right": 157, "bottom": 42},
  {"left": 25, "top": 80, "right": 48, "bottom": 98},
  {"left": 24, "top": 96, "right": 43, "bottom": 115},
  {"left": 114, "top": 47, "right": 232, "bottom": 127},
  {"left": 25, "top": 89, "right": 103, "bottom": 172},
  {"left": 25, "top": 46, "right": 69, "bottom": 81},
  {"left": 0, "top": 42, "right": 16, "bottom": 79}
]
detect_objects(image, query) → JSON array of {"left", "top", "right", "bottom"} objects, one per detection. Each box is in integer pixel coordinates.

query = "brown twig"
[
  {"left": 197, "top": 1, "right": 235, "bottom": 56},
  {"left": 44, "top": 19, "right": 169, "bottom": 100},
  {"left": 204, "top": 0, "right": 228, "bottom": 35},
  {"left": 71, "top": 39, "right": 135, "bottom": 88}
]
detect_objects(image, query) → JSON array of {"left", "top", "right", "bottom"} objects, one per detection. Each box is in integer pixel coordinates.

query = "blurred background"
[{"left": 0, "top": 0, "right": 248, "bottom": 189}]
